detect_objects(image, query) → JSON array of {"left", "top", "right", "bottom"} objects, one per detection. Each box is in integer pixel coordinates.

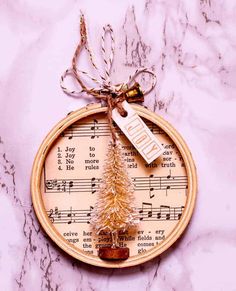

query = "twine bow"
[{"left": 60, "top": 13, "right": 157, "bottom": 144}]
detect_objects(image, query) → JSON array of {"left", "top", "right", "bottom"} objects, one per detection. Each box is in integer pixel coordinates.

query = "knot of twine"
[{"left": 60, "top": 13, "right": 157, "bottom": 144}]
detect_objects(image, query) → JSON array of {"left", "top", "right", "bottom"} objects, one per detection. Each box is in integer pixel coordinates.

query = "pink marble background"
[{"left": 1, "top": 0, "right": 236, "bottom": 290}]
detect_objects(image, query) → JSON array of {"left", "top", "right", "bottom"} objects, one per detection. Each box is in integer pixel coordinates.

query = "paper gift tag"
[{"left": 112, "top": 101, "right": 165, "bottom": 164}]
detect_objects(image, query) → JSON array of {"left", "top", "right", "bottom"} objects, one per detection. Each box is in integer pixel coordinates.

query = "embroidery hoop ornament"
[{"left": 31, "top": 103, "right": 197, "bottom": 268}]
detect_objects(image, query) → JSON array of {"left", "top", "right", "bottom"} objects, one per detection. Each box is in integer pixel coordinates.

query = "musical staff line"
[
  {"left": 47, "top": 205, "right": 185, "bottom": 224},
  {"left": 45, "top": 175, "right": 188, "bottom": 194},
  {"left": 61, "top": 119, "right": 165, "bottom": 139}
]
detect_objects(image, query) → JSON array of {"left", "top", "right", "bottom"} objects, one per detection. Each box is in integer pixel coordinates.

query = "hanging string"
[{"left": 60, "top": 13, "right": 157, "bottom": 144}]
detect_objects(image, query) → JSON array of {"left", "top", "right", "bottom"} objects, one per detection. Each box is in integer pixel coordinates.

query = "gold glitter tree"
[{"left": 90, "top": 141, "right": 138, "bottom": 259}]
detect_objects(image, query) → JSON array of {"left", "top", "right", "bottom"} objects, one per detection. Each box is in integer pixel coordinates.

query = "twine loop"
[{"left": 60, "top": 13, "right": 156, "bottom": 143}]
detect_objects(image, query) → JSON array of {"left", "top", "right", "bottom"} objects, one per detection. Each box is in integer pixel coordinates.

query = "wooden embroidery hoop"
[{"left": 31, "top": 103, "right": 197, "bottom": 268}]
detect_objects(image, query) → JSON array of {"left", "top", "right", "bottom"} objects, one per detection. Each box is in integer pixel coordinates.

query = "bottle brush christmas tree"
[{"left": 90, "top": 141, "right": 139, "bottom": 260}]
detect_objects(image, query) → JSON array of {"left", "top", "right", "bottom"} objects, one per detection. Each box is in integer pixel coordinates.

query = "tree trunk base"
[{"left": 98, "top": 247, "right": 129, "bottom": 260}]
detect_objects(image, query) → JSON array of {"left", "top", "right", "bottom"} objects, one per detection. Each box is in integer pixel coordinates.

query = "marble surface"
[{"left": 1, "top": 0, "right": 236, "bottom": 290}]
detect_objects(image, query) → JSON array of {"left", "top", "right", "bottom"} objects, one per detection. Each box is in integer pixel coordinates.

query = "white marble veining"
[{"left": 1, "top": 0, "right": 236, "bottom": 290}]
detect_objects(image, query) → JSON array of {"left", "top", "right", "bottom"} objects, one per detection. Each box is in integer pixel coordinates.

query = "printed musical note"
[
  {"left": 91, "top": 177, "right": 96, "bottom": 194},
  {"left": 86, "top": 206, "right": 94, "bottom": 223},
  {"left": 167, "top": 170, "right": 172, "bottom": 179},
  {"left": 166, "top": 170, "right": 171, "bottom": 196},
  {"left": 139, "top": 202, "right": 153, "bottom": 220},
  {"left": 149, "top": 174, "right": 155, "bottom": 198},
  {"left": 67, "top": 207, "right": 75, "bottom": 224},
  {"left": 166, "top": 185, "right": 171, "bottom": 196},
  {"left": 174, "top": 206, "right": 185, "bottom": 220},
  {"left": 91, "top": 119, "right": 99, "bottom": 139},
  {"left": 68, "top": 181, "right": 73, "bottom": 194},
  {"left": 66, "top": 126, "right": 74, "bottom": 140},
  {"left": 160, "top": 205, "right": 170, "bottom": 220}
]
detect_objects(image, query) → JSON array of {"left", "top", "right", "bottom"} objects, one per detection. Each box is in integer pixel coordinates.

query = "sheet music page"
[{"left": 41, "top": 113, "right": 187, "bottom": 257}]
